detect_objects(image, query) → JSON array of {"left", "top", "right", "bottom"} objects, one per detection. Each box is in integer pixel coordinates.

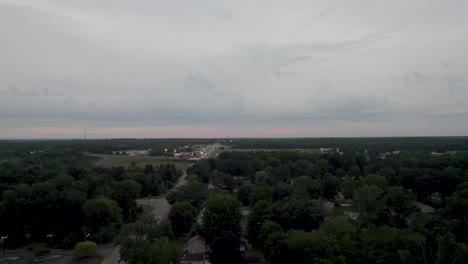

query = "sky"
[{"left": 1, "top": 0, "right": 468, "bottom": 138}]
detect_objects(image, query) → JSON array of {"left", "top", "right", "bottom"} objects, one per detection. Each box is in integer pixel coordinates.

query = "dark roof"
[{"left": 183, "top": 252, "right": 205, "bottom": 262}]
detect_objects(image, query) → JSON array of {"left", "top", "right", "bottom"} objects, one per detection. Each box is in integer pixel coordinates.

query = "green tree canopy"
[
  {"left": 82, "top": 197, "right": 122, "bottom": 241},
  {"left": 168, "top": 201, "right": 198, "bottom": 237},
  {"left": 72, "top": 240, "right": 97, "bottom": 257},
  {"left": 202, "top": 194, "right": 241, "bottom": 241}
]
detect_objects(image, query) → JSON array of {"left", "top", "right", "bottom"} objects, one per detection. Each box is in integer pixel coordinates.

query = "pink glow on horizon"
[
  {"left": 260, "top": 128, "right": 301, "bottom": 137},
  {"left": 0, "top": 126, "right": 255, "bottom": 138}
]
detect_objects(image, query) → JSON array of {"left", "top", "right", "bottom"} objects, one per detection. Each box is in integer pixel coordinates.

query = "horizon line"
[{"left": 1, "top": 135, "right": 468, "bottom": 141}]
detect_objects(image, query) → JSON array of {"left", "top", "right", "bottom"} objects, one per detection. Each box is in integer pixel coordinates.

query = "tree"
[
  {"left": 386, "top": 186, "right": 414, "bottom": 226},
  {"left": 353, "top": 185, "right": 385, "bottom": 226},
  {"left": 119, "top": 215, "right": 177, "bottom": 264},
  {"left": 359, "top": 226, "right": 425, "bottom": 264},
  {"left": 317, "top": 216, "right": 358, "bottom": 260},
  {"left": 210, "top": 231, "right": 240, "bottom": 264},
  {"left": 435, "top": 167, "right": 462, "bottom": 206},
  {"left": 262, "top": 230, "right": 287, "bottom": 264},
  {"left": 82, "top": 197, "right": 122, "bottom": 241},
  {"left": 321, "top": 176, "right": 340, "bottom": 200},
  {"left": 258, "top": 220, "right": 283, "bottom": 247},
  {"left": 255, "top": 171, "right": 273, "bottom": 186},
  {"left": 445, "top": 184, "right": 468, "bottom": 243},
  {"left": 292, "top": 176, "right": 320, "bottom": 199},
  {"left": 121, "top": 238, "right": 179, "bottom": 264},
  {"left": 202, "top": 194, "right": 241, "bottom": 241},
  {"left": 268, "top": 198, "right": 324, "bottom": 231},
  {"left": 306, "top": 164, "right": 321, "bottom": 179},
  {"left": 168, "top": 201, "right": 198, "bottom": 237},
  {"left": 112, "top": 180, "right": 141, "bottom": 221},
  {"left": 247, "top": 200, "right": 271, "bottom": 247},
  {"left": 434, "top": 233, "right": 468, "bottom": 264},
  {"left": 361, "top": 174, "right": 388, "bottom": 190},
  {"left": 72, "top": 241, "right": 97, "bottom": 257},
  {"left": 166, "top": 180, "right": 208, "bottom": 208},
  {"left": 237, "top": 184, "right": 252, "bottom": 206}
]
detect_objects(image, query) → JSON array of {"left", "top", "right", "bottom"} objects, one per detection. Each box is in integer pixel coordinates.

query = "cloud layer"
[{"left": 1, "top": 0, "right": 468, "bottom": 138}]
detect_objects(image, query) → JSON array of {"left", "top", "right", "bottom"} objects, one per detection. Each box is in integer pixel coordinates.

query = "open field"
[
  {"left": 224, "top": 148, "right": 319, "bottom": 153},
  {"left": 90, "top": 154, "right": 192, "bottom": 170}
]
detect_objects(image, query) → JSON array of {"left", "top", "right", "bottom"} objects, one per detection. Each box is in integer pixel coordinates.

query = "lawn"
[
  {"left": 91, "top": 154, "right": 192, "bottom": 170},
  {"left": 224, "top": 148, "right": 319, "bottom": 153}
]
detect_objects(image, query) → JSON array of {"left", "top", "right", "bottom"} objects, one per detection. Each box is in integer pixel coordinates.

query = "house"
[
  {"left": 411, "top": 201, "right": 435, "bottom": 214},
  {"left": 239, "top": 237, "right": 252, "bottom": 252},
  {"left": 344, "top": 211, "right": 359, "bottom": 220},
  {"left": 181, "top": 235, "right": 210, "bottom": 264},
  {"left": 320, "top": 148, "right": 333, "bottom": 153}
]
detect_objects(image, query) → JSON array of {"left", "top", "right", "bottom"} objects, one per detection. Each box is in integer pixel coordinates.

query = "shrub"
[{"left": 72, "top": 241, "right": 97, "bottom": 257}]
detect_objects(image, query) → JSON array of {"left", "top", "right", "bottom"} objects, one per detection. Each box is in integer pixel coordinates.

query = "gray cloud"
[{"left": 1, "top": 0, "right": 468, "bottom": 137}]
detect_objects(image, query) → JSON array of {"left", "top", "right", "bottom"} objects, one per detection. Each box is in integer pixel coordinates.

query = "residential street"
[{"left": 102, "top": 170, "right": 189, "bottom": 264}]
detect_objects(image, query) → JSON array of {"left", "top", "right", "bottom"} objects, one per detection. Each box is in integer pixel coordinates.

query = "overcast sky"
[{"left": 1, "top": 0, "right": 468, "bottom": 138}]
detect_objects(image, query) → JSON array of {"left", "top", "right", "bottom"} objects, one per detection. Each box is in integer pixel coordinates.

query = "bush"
[
  {"left": 72, "top": 241, "right": 97, "bottom": 257},
  {"left": 34, "top": 245, "right": 51, "bottom": 257}
]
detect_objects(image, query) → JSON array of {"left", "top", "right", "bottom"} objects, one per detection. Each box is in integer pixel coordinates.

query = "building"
[{"left": 181, "top": 235, "right": 210, "bottom": 264}]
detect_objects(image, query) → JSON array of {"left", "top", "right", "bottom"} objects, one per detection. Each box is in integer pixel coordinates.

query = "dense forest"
[
  {"left": 2, "top": 136, "right": 468, "bottom": 156},
  {"left": 183, "top": 147, "right": 468, "bottom": 263},
  {"left": 228, "top": 137, "right": 468, "bottom": 154},
  {"left": 0, "top": 138, "right": 467, "bottom": 263},
  {"left": 0, "top": 148, "right": 181, "bottom": 249}
]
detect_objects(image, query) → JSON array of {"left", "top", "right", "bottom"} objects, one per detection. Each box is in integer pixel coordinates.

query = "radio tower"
[{"left": 84, "top": 129, "right": 87, "bottom": 152}]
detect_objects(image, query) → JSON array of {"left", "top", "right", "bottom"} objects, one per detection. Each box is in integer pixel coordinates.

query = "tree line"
[
  {"left": 0, "top": 150, "right": 181, "bottom": 248},
  {"left": 181, "top": 149, "right": 468, "bottom": 263}
]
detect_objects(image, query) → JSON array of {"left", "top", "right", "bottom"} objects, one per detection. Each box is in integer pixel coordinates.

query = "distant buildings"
[
  {"left": 112, "top": 149, "right": 149, "bottom": 156},
  {"left": 320, "top": 148, "right": 333, "bottom": 153}
]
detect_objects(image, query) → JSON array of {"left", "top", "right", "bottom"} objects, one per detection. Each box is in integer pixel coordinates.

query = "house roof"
[{"left": 183, "top": 235, "right": 206, "bottom": 249}]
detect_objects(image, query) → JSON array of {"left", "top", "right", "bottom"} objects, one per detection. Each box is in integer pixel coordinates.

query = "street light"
[
  {"left": 45, "top": 234, "right": 53, "bottom": 264},
  {"left": 97, "top": 233, "right": 102, "bottom": 257},
  {"left": 46, "top": 234, "right": 53, "bottom": 245},
  {"left": 1, "top": 235, "right": 8, "bottom": 257}
]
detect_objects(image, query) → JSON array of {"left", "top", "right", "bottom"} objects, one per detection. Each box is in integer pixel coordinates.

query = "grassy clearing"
[
  {"left": 210, "top": 147, "right": 224, "bottom": 158},
  {"left": 92, "top": 154, "right": 192, "bottom": 170},
  {"left": 224, "top": 148, "right": 319, "bottom": 153},
  {"left": 140, "top": 204, "right": 153, "bottom": 217}
]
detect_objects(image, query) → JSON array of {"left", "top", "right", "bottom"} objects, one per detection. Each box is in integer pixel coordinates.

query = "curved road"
[{"left": 102, "top": 171, "right": 188, "bottom": 264}]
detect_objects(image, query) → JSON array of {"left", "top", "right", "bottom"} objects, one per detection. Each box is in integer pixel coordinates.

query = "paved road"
[
  {"left": 1, "top": 246, "right": 115, "bottom": 264},
  {"left": 100, "top": 246, "right": 121, "bottom": 264},
  {"left": 136, "top": 198, "right": 171, "bottom": 221},
  {"left": 102, "top": 170, "right": 189, "bottom": 264},
  {"left": 174, "top": 170, "right": 188, "bottom": 189},
  {"left": 136, "top": 170, "right": 187, "bottom": 220}
]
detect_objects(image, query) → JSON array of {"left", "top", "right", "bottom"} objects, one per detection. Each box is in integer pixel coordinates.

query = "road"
[
  {"left": 174, "top": 170, "right": 188, "bottom": 189},
  {"left": 102, "top": 170, "right": 189, "bottom": 264},
  {"left": 201, "top": 145, "right": 217, "bottom": 159}
]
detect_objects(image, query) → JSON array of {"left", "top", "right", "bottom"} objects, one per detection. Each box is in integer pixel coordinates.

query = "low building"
[
  {"left": 181, "top": 235, "right": 210, "bottom": 264},
  {"left": 411, "top": 201, "right": 435, "bottom": 214}
]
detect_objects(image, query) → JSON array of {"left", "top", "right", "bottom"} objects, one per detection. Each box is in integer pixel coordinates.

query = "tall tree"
[
  {"left": 82, "top": 197, "right": 122, "bottom": 241},
  {"left": 202, "top": 194, "right": 241, "bottom": 241},
  {"left": 168, "top": 201, "right": 198, "bottom": 237},
  {"left": 353, "top": 185, "right": 385, "bottom": 226}
]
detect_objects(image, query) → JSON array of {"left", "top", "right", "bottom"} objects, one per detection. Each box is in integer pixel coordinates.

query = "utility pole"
[
  {"left": 98, "top": 233, "right": 102, "bottom": 257},
  {"left": 1, "top": 235, "right": 7, "bottom": 257},
  {"left": 84, "top": 129, "right": 87, "bottom": 152}
]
